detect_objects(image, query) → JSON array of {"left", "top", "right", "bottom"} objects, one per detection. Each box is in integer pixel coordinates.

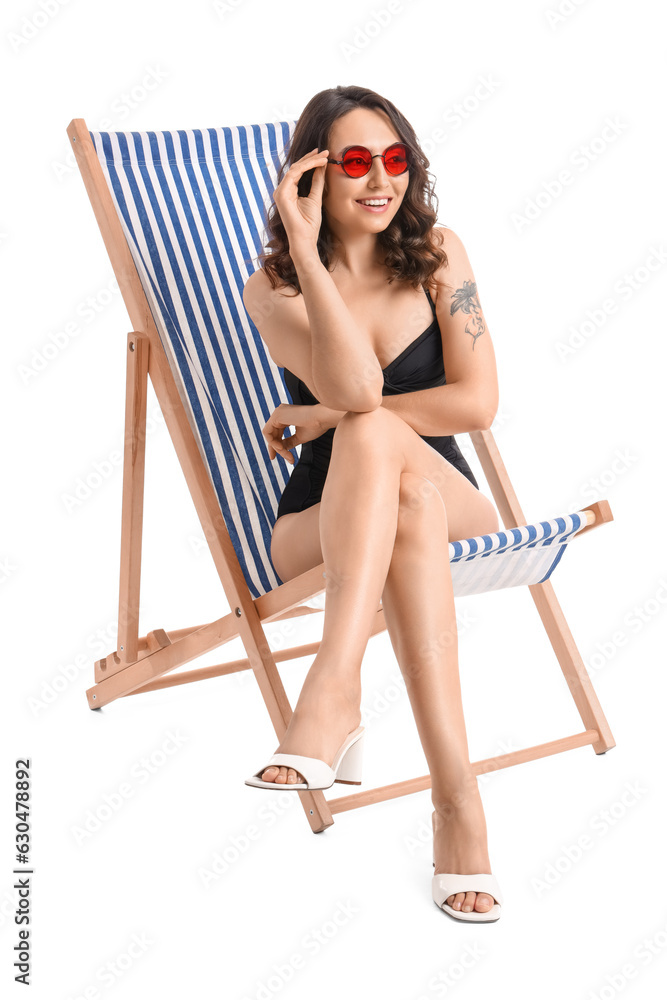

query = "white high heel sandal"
[
  {"left": 431, "top": 811, "right": 503, "bottom": 922},
  {"left": 245, "top": 726, "right": 365, "bottom": 790}
]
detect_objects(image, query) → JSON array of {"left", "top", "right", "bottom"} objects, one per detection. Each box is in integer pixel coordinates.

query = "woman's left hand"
[{"left": 262, "top": 403, "right": 328, "bottom": 464}]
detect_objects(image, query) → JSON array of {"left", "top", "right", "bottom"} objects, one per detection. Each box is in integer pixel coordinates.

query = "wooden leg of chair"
[
  {"left": 117, "top": 332, "right": 150, "bottom": 669},
  {"left": 469, "top": 428, "right": 615, "bottom": 755},
  {"left": 528, "top": 578, "right": 616, "bottom": 754}
]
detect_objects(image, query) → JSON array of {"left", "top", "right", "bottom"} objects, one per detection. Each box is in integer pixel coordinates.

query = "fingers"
[
  {"left": 272, "top": 446, "right": 294, "bottom": 464},
  {"left": 309, "top": 150, "right": 328, "bottom": 201},
  {"left": 263, "top": 430, "right": 294, "bottom": 464},
  {"left": 282, "top": 438, "right": 296, "bottom": 463},
  {"left": 280, "top": 433, "right": 297, "bottom": 458},
  {"left": 300, "top": 146, "right": 329, "bottom": 165},
  {"left": 262, "top": 405, "right": 300, "bottom": 463},
  {"left": 286, "top": 148, "right": 329, "bottom": 185},
  {"left": 274, "top": 150, "right": 329, "bottom": 243}
]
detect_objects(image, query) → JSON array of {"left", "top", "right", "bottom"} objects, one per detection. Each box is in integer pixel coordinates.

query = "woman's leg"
[
  {"left": 264, "top": 406, "right": 496, "bottom": 791},
  {"left": 381, "top": 471, "right": 498, "bottom": 914}
]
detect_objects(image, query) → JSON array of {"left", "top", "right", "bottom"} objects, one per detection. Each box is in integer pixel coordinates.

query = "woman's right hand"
[
  {"left": 273, "top": 147, "right": 329, "bottom": 253},
  {"left": 262, "top": 403, "right": 330, "bottom": 464}
]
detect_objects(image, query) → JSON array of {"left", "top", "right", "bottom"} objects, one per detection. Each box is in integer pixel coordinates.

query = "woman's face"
[{"left": 321, "top": 106, "right": 410, "bottom": 236}]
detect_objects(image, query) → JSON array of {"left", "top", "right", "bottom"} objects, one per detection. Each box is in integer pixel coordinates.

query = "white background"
[{"left": 2, "top": 0, "right": 666, "bottom": 997}]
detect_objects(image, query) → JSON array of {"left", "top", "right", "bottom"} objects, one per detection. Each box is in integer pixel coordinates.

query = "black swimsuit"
[{"left": 275, "top": 286, "right": 479, "bottom": 519}]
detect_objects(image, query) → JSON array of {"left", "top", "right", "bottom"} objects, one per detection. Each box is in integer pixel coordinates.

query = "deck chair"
[{"left": 66, "top": 116, "right": 616, "bottom": 834}]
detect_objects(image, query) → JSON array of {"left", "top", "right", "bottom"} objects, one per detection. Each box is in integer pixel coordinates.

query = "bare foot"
[
  {"left": 432, "top": 783, "right": 496, "bottom": 914},
  {"left": 260, "top": 668, "right": 362, "bottom": 784}
]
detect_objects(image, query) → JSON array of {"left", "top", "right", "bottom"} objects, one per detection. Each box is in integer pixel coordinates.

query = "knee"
[
  {"left": 398, "top": 471, "right": 436, "bottom": 511},
  {"left": 395, "top": 472, "right": 447, "bottom": 538},
  {"left": 335, "top": 405, "right": 393, "bottom": 446},
  {"left": 337, "top": 406, "right": 384, "bottom": 424}
]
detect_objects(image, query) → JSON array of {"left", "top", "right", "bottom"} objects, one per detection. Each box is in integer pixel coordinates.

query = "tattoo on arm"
[{"left": 450, "top": 279, "right": 486, "bottom": 350}]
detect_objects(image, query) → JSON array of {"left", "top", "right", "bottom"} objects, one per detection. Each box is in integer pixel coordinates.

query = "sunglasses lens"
[
  {"left": 385, "top": 143, "right": 409, "bottom": 174},
  {"left": 342, "top": 147, "right": 372, "bottom": 177}
]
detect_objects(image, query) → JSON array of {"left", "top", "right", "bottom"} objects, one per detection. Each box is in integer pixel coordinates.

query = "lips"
[{"left": 355, "top": 197, "right": 392, "bottom": 212}]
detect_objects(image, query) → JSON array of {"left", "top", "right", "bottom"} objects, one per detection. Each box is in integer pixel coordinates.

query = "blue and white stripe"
[
  {"left": 448, "top": 512, "right": 587, "bottom": 597},
  {"left": 91, "top": 123, "right": 298, "bottom": 599}
]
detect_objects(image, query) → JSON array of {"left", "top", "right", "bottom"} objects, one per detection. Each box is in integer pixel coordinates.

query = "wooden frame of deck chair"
[{"left": 66, "top": 116, "right": 616, "bottom": 835}]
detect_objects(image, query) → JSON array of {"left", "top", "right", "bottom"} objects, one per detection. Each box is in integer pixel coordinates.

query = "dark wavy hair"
[{"left": 255, "top": 85, "right": 448, "bottom": 295}]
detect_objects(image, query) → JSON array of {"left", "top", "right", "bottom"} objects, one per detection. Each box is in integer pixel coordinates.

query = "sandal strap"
[{"left": 432, "top": 873, "right": 503, "bottom": 908}]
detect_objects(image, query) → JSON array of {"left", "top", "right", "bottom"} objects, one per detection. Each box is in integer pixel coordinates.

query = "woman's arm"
[
  {"left": 315, "top": 402, "right": 348, "bottom": 430},
  {"left": 290, "top": 246, "right": 384, "bottom": 411},
  {"left": 244, "top": 259, "right": 383, "bottom": 413},
  {"left": 382, "top": 227, "right": 499, "bottom": 436},
  {"left": 380, "top": 382, "right": 492, "bottom": 436}
]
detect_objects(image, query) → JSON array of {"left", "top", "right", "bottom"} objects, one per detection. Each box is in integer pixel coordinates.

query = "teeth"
[{"left": 358, "top": 199, "right": 389, "bottom": 206}]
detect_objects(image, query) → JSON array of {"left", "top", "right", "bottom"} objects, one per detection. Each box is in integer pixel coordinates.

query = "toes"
[
  {"left": 446, "top": 892, "right": 466, "bottom": 911},
  {"left": 446, "top": 891, "right": 493, "bottom": 912},
  {"left": 261, "top": 766, "right": 289, "bottom": 783},
  {"left": 260, "top": 765, "right": 304, "bottom": 784},
  {"left": 461, "top": 891, "right": 477, "bottom": 912},
  {"left": 475, "top": 893, "right": 493, "bottom": 911}
]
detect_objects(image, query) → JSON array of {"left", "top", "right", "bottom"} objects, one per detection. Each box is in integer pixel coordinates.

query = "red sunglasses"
[{"left": 327, "top": 142, "right": 410, "bottom": 178}]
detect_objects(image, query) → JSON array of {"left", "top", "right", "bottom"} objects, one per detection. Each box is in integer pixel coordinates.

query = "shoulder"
[
  {"left": 243, "top": 266, "right": 301, "bottom": 335},
  {"left": 243, "top": 265, "right": 280, "bottom": 307},
  {"left": 242, "top": 266, "right": 265, "bottom": 315},
  {"left": 242, "top": 266, "right": 315, "bottom": 385},
  {"left": 243, "top": 266, "right": 299, "bottom": 306},
  {"left": 428, "top": 226, "right": 474, "bottom": 307},
  {"left": 243, "top": 266, "right": 264, "bottom": 295},
  {"left": 432, "top": 224, "right": 468, "bottom": 264}
]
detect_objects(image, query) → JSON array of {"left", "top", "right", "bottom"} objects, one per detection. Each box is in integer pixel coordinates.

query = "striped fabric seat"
[
  {"left": 90, "top": 122, "right": 589, "bottom": 602},
  {"left": 447, "top": 513, "right": 587, "bottom": 597}
]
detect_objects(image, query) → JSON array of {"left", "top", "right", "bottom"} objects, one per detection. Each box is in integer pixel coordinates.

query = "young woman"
[{"left": 242, "top": 85, "right": 502, "bottom": 921}]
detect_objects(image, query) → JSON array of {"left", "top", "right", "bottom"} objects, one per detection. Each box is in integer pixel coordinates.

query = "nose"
[{"left": 367, "top": 157, "right": 391, "bottom": 188}]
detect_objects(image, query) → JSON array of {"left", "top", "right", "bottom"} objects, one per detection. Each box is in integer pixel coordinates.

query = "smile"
[{"left": 355, "top": 198, "right": 392, "bottom": 213}]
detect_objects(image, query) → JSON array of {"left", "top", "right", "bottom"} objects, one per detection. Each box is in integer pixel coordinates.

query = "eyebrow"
[{"left": 335, "top": 140, "right": 402, "bottom": 156}]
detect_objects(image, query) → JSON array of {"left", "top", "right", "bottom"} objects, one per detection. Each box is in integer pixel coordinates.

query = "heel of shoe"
[{"left": 334, "top": 730, "right": 365, "bottom": 785}]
